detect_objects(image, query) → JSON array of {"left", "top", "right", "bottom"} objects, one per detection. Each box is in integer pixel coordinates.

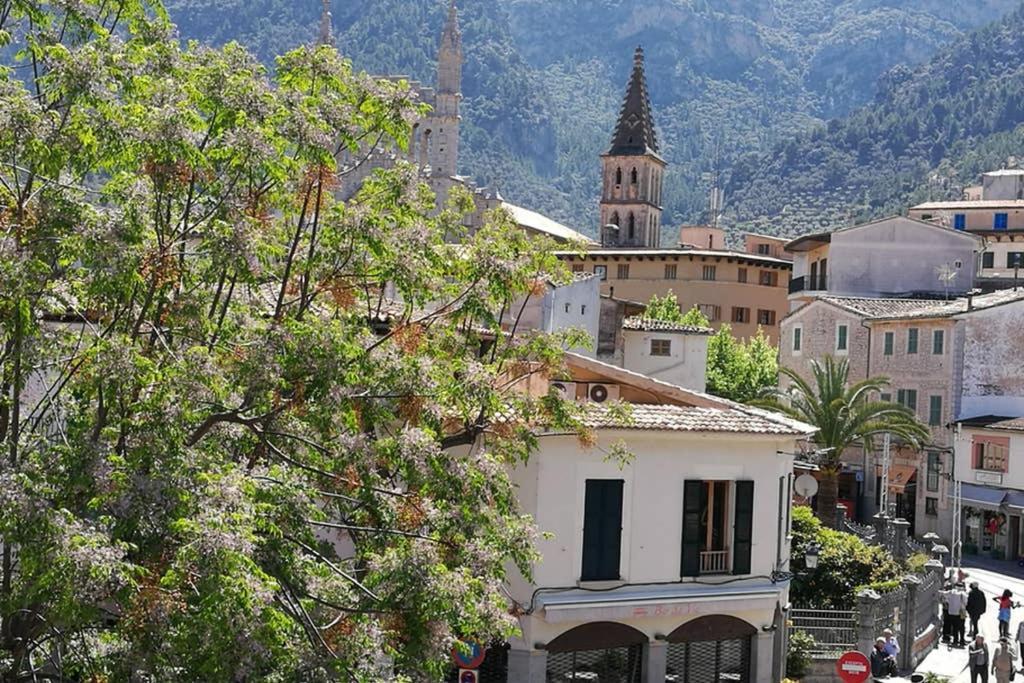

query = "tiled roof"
[
  {"left": 912, "top": 199, "right": 1024, "bottom": 210},
  {"left": 607, "top": 46, "right": 660, "bottom": 157},
  {"left": 959, "top": 415, "right": 1024, "bottom": 433},
  {"left": 502, "top": 202, "right": 595, "bottom": 244},
  {"left": 622, "top": 316, "right": 713, "bottom": 335},
  {"left": 583, "top": 403, "right": 810, "bottom": 435},
  {"left": 820, "top": 289, "right": 1024, "bottom": 321},
  {"left": 554, "top": 248, "right": 791, "bottom": 267}
]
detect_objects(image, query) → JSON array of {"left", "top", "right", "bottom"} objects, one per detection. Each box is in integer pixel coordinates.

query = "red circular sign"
[
  {"left": 451, "top": 641, "right": 486, "bottom": 669},
  {"left": 836, "top": 651, "right": 871, "bottom": 683}
]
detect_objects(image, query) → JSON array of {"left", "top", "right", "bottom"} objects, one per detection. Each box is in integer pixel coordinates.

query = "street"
[{"left": 915, "top": 561, "right": 1024, "bottom": 681}]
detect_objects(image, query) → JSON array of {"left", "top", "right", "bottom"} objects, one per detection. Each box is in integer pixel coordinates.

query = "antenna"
[
  {"left": 706, "top": 138, "right": 724, "bottom": 230},
  {"left": 936, "top": 262, "right": 958, "bottom": 301}
]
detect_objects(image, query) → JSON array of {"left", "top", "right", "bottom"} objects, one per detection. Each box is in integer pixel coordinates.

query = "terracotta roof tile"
[
  {"left": 622, "top": 317, "right": 713, "bottom": 335},
  {"left": 583, "top": 403, "right": 808, "bottom": 435}
]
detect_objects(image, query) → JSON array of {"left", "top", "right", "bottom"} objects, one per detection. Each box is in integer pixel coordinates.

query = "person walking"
[
  {"left": 994, "top": 590, "right": 1020, "bottom": 639},
  {"left": 1016, "top": 619, "right": 1024, "bottom": 670},
  {"left": 951, "top": 583, "right": 969, "bottom": 647},
  {"left": 992, "top": 636, "right": 1016, "bottom": 683},
  {"left": 970, "top": 634, "right": 991, "bottom": 683},
  {"left": 969, "top": 582, "right": 988, "bottom": 638}
]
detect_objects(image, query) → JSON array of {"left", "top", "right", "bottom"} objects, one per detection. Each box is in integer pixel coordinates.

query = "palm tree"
[{"left": 760, "top": 356, "right": 931, "bottom": 529}]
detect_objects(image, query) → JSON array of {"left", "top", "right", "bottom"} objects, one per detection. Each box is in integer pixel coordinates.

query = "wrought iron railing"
[
  {"left": 700, "top": 550, "right": 730, "bottom": 575},
  {"left": 789, "top": 609, "right": 858, "bottom": 656}
]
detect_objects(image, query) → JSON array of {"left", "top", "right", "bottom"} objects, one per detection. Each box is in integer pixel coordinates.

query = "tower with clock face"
[{"left": 599, "top": 47, "right": 667, "bottom": 249}]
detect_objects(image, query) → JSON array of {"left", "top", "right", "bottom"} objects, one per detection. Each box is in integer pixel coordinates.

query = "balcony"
[
  {"left": 788, "top": 275, "right": 827, "bottom": 295},
  {"left": 699, "top": 550, "right": 730, "bottom": 575}
]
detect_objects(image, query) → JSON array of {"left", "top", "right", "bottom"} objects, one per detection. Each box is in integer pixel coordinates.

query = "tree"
[
  {"left": 644, "top": 291, "right": 706, "bottom": 326},
  {"left": 0, "top": 3, "right": 580, "bottom": 680},
  {"left": 760, "top": 357, "right": 930, "bottom": 529},
  {"left": 705, "top": 326, "right": 779, "bottom": 403}
]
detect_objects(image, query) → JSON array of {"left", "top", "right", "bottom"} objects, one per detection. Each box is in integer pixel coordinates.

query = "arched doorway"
[
  {"left": 545, "top": 621, "right": 645, "bottom": 682},
  {"left": 665, "top": 615, "right": 755, "bottom": 682}
]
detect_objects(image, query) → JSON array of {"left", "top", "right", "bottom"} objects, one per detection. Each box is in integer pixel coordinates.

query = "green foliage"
[
  {"left": 644, "top": 293, "right": 712, "bottom": 328},
  {"left": 165, "top": 0, "right": 1019, "bottom": 234},
  {"left": 0, "top": 3, "right": 584, "bottom": 680},
  {"left": 705, "top": 325, "right": 779, "bottom": 403},
  {"left": 858, "top": 579, "right": 903, "bottom": 594},
  {"left": 907, "top": 552, "right": 931, "bottom": 574},
  {"left": 786, "top": 629, "right": 815, "bottom": 679},
  {"left": 790, "top": 507, "right": 902, "bottom": 610},
  {"left": 679, "top": 305, "right": 712, "bottom": 328}
]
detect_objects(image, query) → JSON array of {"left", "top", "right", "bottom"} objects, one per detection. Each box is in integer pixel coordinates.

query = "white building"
[
  {"left": 621, "top": 316, "right": 712, "bottom": 392},
  {"left": 505, "top": 353, "right": 816, "bottom": 683}
]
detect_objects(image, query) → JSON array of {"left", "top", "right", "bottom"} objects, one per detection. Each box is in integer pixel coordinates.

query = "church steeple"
[
  {"left": 437, "top": 0, "right": 462, "bottom": 96},
  {"left": 427, "top": 0, "right": 462, "bottom": 180},
  {"left": 599, "top": 46, "right": 667, "bottom": 249},
  {"left": 317, "top": 0, "right": 333, "bottom": 47},
  {"left": 608, "top": 46, "right": 660, "bottom": 158}
]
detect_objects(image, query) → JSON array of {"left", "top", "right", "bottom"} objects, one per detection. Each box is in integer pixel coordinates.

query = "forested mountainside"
[
  {"left": 726, "top": 4, "right": 1024, "bottom": 238},
  {"left": 163, "top": 0, "right": 1020, "bottom": 237}
]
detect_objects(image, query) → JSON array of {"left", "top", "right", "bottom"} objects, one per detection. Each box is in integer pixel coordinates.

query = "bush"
[
  {"left": 858, "top": 578, "right": 902, "bottom": 594},
  {"left": 790, "top": 506, "right": 902, "bottom": 609},
  {"left": 786, "top": 630, "right": 815, "bottom": 679},
  {"left": 906, "top": 552, "right": 931, "bottom": 574}
]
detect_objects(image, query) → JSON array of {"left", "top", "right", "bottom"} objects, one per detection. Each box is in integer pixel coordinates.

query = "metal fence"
[
  {"left": 789, "top": 608, "right": 857, "bottom": 656},
  {"left": 915, "top": 572, "right": 941, "bottom": 638},
  {"left": 872, "top": 586, "right": 909, "bottom": 637}
]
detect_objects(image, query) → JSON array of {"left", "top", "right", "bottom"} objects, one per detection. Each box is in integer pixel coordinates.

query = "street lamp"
[{"left": 805, "top": 542, "right": 821, "bottom": 569}]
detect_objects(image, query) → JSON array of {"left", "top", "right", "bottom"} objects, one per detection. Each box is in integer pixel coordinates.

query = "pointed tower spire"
[
  {"left": 438, "top": 0, "right": 462, "bottom": 94},
  {"left": 318, "top": 0, "right": 333, "bottom": 47},
  {"left": 427, "top": 0, "right": 462, "bottom": 180},
  {"left": 607, "top": 46, "right": 660, "bottom": 157}
]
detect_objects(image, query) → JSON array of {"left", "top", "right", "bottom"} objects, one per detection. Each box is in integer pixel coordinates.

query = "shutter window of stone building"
[
  {"left": 617, "top": 264, "right": 630, "bottom": 279},
  {"left": 737, "top": 268, "right": 747, "bottom": 283},
  {"left": 665, "top": 264, "right": 677, "bottom": 279}
]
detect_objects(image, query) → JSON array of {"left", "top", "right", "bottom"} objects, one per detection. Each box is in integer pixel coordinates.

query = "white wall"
[
  {"left": 514, "top": 276, "right": 601, "bottom": 357},
  {"left": 953, "top": 426, "right": 1024, "bottom": 491},
  {"left": 960, "top": 300, "right": 1024, "bottom": 418},
  {"left": 621, "top": 329, "right": 708, "bottom": 392}
]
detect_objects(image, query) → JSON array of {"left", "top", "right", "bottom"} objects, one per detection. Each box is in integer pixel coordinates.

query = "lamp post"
[{"left": 804, "top": 542, "right": 820, "bottom": 570}]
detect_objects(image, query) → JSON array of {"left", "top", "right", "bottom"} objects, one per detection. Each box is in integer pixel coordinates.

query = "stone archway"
[
  {"left": 665, "top": 615, "right": 756, "bottom": 682},
  {"left": 545, "top": 621, "right": 646, "bottom": 682}
]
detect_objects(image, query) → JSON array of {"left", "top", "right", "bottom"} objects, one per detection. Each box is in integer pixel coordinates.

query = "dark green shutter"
[
  {"left": 582, "top": 480, "right": 623, "bottom": 581},
  {"left": 681, "top": 480, "right": 704, "bottom": 577},
  {"left": 733, "top": 481, "right": 754, "bottom": 575}
]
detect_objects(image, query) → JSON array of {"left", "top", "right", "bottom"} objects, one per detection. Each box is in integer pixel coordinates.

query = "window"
[
  {"left": 615, "top": 167, "right": 622, "bottom": 185},
  {"left": 818, "top": 258, "right": 828, "bottom": 290},
  {"left": 698, "top": 304, "right": 721, "bottom": 322},
  {"left": 564, "top": 303, "right": 571, "bottom": 314},
  {"left": 792, "top": 326, "right": 802, "bottom": 353},
  {"left": 809, "top": 261, "right": 818, "bottom": 290},
  {"left": 617, "top": 264, "right": 630, "bottom": 279},
  {"left": 880, "top": 392, "right": 892, "bottom": 402},
  {"left": 630, "top": 167, "right": 638, "bottom": 185},
  {"left": 836, "top": 324, "right": 848, "bottom": 352},
  {"left": 594, "top": 265, "right": 607, "bottom": 281},
  {"left": 907, "top": 328, "right": 919, "bottom": 354},
  {"left": 571, "top": 264, "right": 585, "bottom": 273},
  {"left": 732, "top": 307, "right": 750, "bottom": 324},
  {"left": 757, "top": 243, "right": 771, "bottom": 255},
  {"left": 883, "top": 331, "right": 894, "bottom": 356},
  {"left": 982, "top": 252, "right": 995, "bottom": 269},
  {"left": 927, "top": 452, "right": 940, "bottom": 493},
  {"left": 610, "top": 211, "right": 620, "bottom": 227},
  {"left": 664, "top": 264, "right": 677, "bottom": 279},
  {"left": 995, "top": 212, "right": 1009, "bottom": 230},
  {"left": 954, "top": 213, "right": 966, "bottom": 230},
  {"left": 737, "top": 268, "right": 747, "bottom": 283},
  {"left": 973, "top": 438, "right": 1010, "bottom": 473},
  {"left": 757, "top": 309, "right": 776, "bottom": 326},
  {"left": 703, "top": 265, "right": 717, "bottom": 281},
  {"left": 627, "top": 214, "right": 635, "bottom": 240},
  {"left": 897, "top": 389, "right": 917, "bottom": 412},
  {"left": 929, "top": 395, "right": 943, "bottom": 426},
  {"left": 925, "top": 497, "right": 938, "bottom": 516},
  {"left": 650, "top": 339, "right": 671, "bottom": 356},
  {"left": 681, "top": 480, "right": 754, "bottom": 577},
  {"left": 759, "top": 270, "right": 778, "bottom": 287},
  {"left": 933, "top": 329, "right": 945, "bottom": 355},
  {"left": 1009, "top": 252, "right": 1024, "bottom": 269},
  {"left": 581, "top": 480, "right": 624, "bottom": 581}
]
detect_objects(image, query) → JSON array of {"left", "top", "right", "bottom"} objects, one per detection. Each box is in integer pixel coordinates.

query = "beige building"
[
  {"left": 556, "top": 248, "right": 791, "bottom": 342},
  {"left": 506, "top": 353, "right": 815, "bottom": 683}
]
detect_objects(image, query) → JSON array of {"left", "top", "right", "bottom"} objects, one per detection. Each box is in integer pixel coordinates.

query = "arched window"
[
  {"left": 630, "top": 167, "right": 638, "bottom": 185},
  {"left": 628, "top": 213, "right": 635, "bottom": 239},
  {"left": 611, "top": 212, "right": 620, "bottom": 227},
  {"left": 615, "top": 167, "right": 622, "bottom": 185}
]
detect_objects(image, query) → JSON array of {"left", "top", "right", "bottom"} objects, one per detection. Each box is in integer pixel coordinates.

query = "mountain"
[
  {"left": 726, "top": 4, "right": 1024, "bottom": 238},
  {"left": 162, "top": 0, "right": 1022, "bottom": 237}
]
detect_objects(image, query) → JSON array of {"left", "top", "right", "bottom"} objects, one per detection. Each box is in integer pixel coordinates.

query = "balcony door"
[{"left": 682, "top": 480, "right": 754, "bottom": 577}]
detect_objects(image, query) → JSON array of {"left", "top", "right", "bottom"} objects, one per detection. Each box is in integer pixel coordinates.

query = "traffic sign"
[
  {"left": 451, "top": 641, "right": 486, "bottom": 669},
  {"left": 836, "top": 651, "right": 871, "bottom": 683},
  {"left": 458, "top": 670, "right": 479, "bottom": 683}
]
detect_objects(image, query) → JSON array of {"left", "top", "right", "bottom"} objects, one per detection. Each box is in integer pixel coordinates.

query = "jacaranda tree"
[{"left": 0, "top": 1, "right": 583, "bottom": 679}]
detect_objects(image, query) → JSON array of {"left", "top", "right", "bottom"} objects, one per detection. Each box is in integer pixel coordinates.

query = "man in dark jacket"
[
  {"left": 968, "top": 582, "right": 988, "bottom": 638},
  {"left": 870, "top": 637, "right": 896, "bottom": 678}
]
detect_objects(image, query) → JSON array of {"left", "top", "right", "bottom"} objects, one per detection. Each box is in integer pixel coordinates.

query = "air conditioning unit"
[
  {"left": 585, "top": 383, "right": 620, "bottom": 404},
  {"left": 550, "top": 381, "right": 577, "bottom": 399}
]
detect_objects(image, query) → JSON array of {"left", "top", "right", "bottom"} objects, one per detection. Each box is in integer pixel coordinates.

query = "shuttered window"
[
  {"left": 681, "top": 480, "right": 705, "bottom": 577},
  {"left": 733, "top": 481, "right": 754, "bottom": 575},
  {"left": 581, "top": 480, "right": 624, "bottom": 581}
]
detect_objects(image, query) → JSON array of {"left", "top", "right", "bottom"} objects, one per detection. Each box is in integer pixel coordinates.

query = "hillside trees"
[{"left": 0, "top": 2, "right": 579, "bottom": 680}]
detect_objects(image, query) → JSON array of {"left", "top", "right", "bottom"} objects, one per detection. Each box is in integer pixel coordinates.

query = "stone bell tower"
[
  {"left": 599, "top": 46, "right": 666, "bottom": 248},
  {"left": 429, "top": 0, "right": 462, "bottom": 179}
]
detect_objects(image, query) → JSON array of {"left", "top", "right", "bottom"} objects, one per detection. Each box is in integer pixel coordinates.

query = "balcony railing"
[
  {"left": 699, "top": 550, "right": 730, "bottom": 575},
  {"left": 788, "top": 276, "right": 804, "bottom": 294},
  {"left": 788, "top": 275, "right": 827, "bottom": 294}
]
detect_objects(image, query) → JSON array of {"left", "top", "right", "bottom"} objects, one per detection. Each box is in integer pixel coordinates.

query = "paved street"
[{"left": 915, "top": 560, "right": 1024, "bottom": 681}]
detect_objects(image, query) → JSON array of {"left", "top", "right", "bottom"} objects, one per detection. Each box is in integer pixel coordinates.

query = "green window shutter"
[
  {"left": 933, "top": 330, "right": 944, "bottom": 355},
  {"left": 884, "top": 332, "right": 893, "bottom": 355},
  {"left": 907, "top": 329, "right": 918, "bottom": 354},
  {"left": 582, "top": 480, "right": 623, "bottom": 581},
  {"left": 681, "top": 480, "right": 704, "bottom": 577},
  {"left": 733, "top": 481, "right": 755, "bottom": 575}
]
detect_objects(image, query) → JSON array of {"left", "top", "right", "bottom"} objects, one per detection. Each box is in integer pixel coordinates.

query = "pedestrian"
[
  {"left": 870, "top": 637, "right": 896, "bottom": 679},
  {"left": 952, "top": 583, "right": 970, "bottom": 647},
  {"left": 1016, "top": 618, "right": 1024, "bottom": 670},
  {"left": 993, "top": 590, "right": 1021, "bottom": 638},
  {"left": 992, "top": 636, "right": 1016, "bottom": 683},
  {"left": 969, "top": 582, "right": 988, "bottom": 638},
  {"left": 970, "top": 634, "right": 991, "bottom": 683},
  {"left": 882, "top": 628, "right": 901, "bottom": 659},
  {"left": 942, "top": 582, "right": 953, "bottom": 643}
]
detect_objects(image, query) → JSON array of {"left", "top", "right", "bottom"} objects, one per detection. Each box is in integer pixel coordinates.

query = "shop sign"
[{"left": 975, "top": 471, "right": 1003, "bottom": 485}]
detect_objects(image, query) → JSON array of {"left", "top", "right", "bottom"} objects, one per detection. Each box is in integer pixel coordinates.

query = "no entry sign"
[
  {"left": 836, "top": 651, "right": 871, "bottom": 683},
  {"left": 451, "top": 641, "right": 486, "bottom": 669}
]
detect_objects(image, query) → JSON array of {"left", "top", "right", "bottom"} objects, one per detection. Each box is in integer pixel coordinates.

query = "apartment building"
[{"left": 506, "top": 353, "right": 815, "bottom": 683}]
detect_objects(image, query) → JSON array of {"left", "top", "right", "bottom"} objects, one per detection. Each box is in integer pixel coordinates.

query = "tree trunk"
[{"left": 818, "top": 469, "right": 840, "bottom": 530}]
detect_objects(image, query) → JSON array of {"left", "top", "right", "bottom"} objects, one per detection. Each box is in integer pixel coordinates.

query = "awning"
[
  {"left": 1005, "top": 490, "right": 1024, "bottom": 511},
  {"left": 875, "top": 464, "right": 917, "bottom": 493},
  {"left": 962, "top": 483, "right": 1008, "bottom": 509}
]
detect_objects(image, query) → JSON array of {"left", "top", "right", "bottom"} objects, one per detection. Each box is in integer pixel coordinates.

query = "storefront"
[{"left": 961, "top": 483, "right": 1024, "bottom": 561}]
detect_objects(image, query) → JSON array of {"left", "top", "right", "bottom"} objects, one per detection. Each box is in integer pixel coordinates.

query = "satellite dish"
[{"left": 794, "top": 474, "right": 819, "bottom": 499}]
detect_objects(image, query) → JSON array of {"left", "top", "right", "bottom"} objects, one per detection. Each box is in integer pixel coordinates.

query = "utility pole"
[{"left": 880, "top": 432, "right": 891, "bottom": 517}]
